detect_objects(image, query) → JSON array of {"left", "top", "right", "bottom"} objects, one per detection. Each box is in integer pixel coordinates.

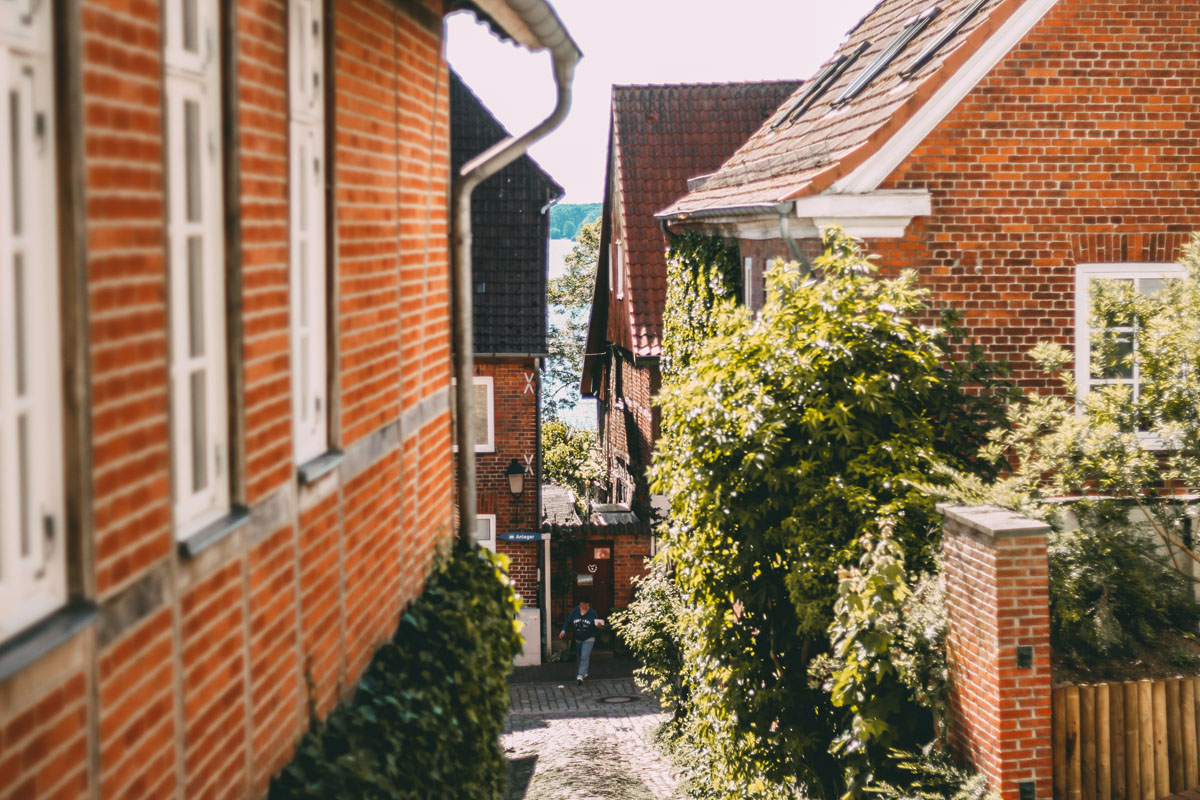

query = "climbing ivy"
[{"left": 660, "top": 233, "right": 742, "bottom": 381}]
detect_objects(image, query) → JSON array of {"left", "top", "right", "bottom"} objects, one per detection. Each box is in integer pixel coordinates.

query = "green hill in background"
[{"left": 549, "top": 203, "right": 601, "bottom": 240}]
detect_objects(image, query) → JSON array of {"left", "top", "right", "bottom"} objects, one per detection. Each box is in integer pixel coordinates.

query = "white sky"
[{"left": 445, "top": 0, "right": 880, "bottom": 203}]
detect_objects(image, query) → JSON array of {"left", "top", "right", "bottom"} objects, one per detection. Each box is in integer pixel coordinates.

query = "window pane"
[
  {"left": 1092, "top": 330, "right": 1133, "bottom": 380},
  {"left": 13, "top": 252, "right": 26, "bottom": 396},
  {"left": 17, "top": 413, "right": 29, "bottom": 557},
  {"left": 190, "top": 370, "right": 208, "bottom": 493},
  {"left": 1139, "top": 277, "right": 1165, "bottom": 299},
  {"left": 9, "top": 89, "right": 20, "bottom": 236},
  {"left": 182, "top": 0, "right": 199, "bottom": 53},
  {"left": 1090, "top": 278, "right": 1135, "bottom": 327},
  {"left": 187, "top": 236, "right": 204, "bottom": 358},
  {"left": 473, "top": 382, "right": 489, "bottom": 446},
  {"left": 184, "top": 100, "right": 201, "bottom": 222}
]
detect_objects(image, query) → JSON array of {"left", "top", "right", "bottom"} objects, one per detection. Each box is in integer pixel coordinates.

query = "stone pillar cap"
[{"left": 937, "top": 503, "right": 1052, "bottom": 539}]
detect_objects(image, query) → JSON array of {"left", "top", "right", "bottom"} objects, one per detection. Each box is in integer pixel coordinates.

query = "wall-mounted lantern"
[{"left": 506, "top": 458, "right": 525, "bottom": 496}]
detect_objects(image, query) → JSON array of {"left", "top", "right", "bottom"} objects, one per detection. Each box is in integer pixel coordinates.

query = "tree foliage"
[
  {"left": 648, "top": 227, "right": 1008, "bottom": 798},
  {"left": 548, "top": 202, "right": 601, "bottom": 240},
  {"left": 544, "top": 219, "right": 599, "bottom": 419},
  {"left": 541, "top": 418, "right": 602, "bottom": 512}
]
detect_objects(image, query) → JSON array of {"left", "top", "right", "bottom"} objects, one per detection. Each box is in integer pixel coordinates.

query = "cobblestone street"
[{"left": 504, "top": 672, "right": 682, "bottom": 800}]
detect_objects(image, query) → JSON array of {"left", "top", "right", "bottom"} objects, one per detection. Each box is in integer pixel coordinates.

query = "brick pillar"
[{"left": 941, "top": 505, "right": 1053, "bottom": 800}]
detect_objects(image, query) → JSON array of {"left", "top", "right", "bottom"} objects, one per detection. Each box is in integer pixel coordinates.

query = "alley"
[{"left": 504, "top": 671, "right": 681, "bottom": 800}]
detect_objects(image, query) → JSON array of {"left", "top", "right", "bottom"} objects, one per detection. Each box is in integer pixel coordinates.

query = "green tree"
[
  {"left": 541, "top": 418, "right": 601, "bottom": 511},
  {"left": 544, "top": 219, "right": 599, "bottom": 419},
  {"left": 649, "top": 227, "right": 1006, "bottom": 799}
]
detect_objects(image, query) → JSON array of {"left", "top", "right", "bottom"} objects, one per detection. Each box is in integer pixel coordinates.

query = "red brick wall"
[
  {"left": 735, "top": 1, "right": 1200, "bottom": 393},
  {"left": 551, "top": 530, "right": 652, "bottom": 629},
  {"left": 597, "top": 350, "right": 657, "bottom": 514},
  {"left": 0, "top": 1, "right": 454, "bottom": 798},
  {"left": 872, "top": 0, "right": 1200, "bottom": 387},
  {"left": 943, "top": 506, "right": 1053, "bottom": 800},
  {"left": 469, "top": 359, "right": 540, "bottom": 601}
]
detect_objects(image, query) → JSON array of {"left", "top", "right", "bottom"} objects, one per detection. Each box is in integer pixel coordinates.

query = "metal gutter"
[{"left": 451, "top": 1, "right": 581, "bottom": 546}]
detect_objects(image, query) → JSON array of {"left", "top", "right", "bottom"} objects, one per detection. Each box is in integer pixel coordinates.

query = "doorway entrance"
[{"left": 573, "top": 541, "right": 614, "bottom": 619}]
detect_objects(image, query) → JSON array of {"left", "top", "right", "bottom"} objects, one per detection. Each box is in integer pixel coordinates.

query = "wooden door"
[{"left": 573, "top": 541, "right": 614, "bottom": 618}]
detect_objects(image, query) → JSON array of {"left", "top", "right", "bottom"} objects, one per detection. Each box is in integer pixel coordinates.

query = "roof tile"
[
  {"left": 661, "top": 0, "right": 1016, "bottom": 216},
  {"left": 611, "top": 81, "right": 800, "bottom": 355}
]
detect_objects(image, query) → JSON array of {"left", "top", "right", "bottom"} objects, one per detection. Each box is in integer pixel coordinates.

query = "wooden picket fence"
[{"left": 1053, "top": 678, "right": 1200, "bottom": 800}]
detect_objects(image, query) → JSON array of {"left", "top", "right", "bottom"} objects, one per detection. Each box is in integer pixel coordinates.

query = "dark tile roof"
[
  {"left": 660, "top": 0, "right": 1017, "bottom": 216},
  {"left": 609, "top": 81, "right": 802, "bottom": 357},
  {"left": 451, "top": 72, "right": 564, "bottom": 355}
]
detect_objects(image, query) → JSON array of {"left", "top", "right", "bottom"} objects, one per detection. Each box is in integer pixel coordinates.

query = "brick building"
[
  {"left": 580, "top": 81, "right": 800, "bottom": 520},
  {"left": 0, "top": 0, "right": 572, "bottom": 797},
  {"left": 450, "top": 71, "right": 561, "bottom": 660},
  {"left": 650, "top": 0, "right": 1200, "bottom": 794},
  {"left": 660, "top": 0, "right": 1200, "bottom": 394}
]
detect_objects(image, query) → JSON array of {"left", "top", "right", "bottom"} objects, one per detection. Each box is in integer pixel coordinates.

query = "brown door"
[{"left": 573, "top": 541, "right": 614, "bottom": 619}]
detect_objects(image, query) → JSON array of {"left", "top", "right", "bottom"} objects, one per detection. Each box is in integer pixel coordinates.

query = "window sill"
[
  {"left": 0, "top": 603, "right": 96, "bottom": 685},
  {"left": 177, "top": 506, "right": 250, "bottom": 559},
  {"left": 297, "top": 449, "right": 345, "bottom": 486}
]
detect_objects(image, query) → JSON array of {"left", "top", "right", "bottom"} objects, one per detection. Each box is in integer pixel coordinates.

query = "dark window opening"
[
  {"left": 773, "top": 40, "right": 871, "bottom": 128},
  {"left": 832, "top": 6, "right": 941, "bottom": 107},
  {"left": 900, "top": 0, "right": 989, "bottom": 79}
]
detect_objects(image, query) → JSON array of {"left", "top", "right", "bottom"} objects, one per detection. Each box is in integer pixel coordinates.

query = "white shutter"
[
  {"left": 165, "top": 0, "right": 229, "bottom": 535},
  {"left": 0, "top": 0, "right": 66, "bottom": 638},
  {"left": 289, "top": 0, "right": 327, "bottom": 463}
]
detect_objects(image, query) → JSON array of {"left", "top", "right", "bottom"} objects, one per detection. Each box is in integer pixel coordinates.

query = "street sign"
[{"left": 498, "top": 531, "right": 544, "bottom": 543}]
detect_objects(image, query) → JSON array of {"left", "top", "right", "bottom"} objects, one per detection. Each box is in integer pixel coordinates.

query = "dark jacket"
[{"left": 561, "top": 606, "right": 600, "bottom": 642}]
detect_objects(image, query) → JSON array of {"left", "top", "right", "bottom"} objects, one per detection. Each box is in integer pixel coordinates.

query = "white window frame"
[
  {"left": 1075, "top": 262, "right": 1185, "bottom": 437},
  {"left": 612, "top": 241, "right": 624, "bottom": 299},
  {"left": 743, "top": 257, "right": 754, "bottom": 308},
  {"left": 451, "top": 376, "right": 495, "bottom": 453},
  {"left": 475, "top": 514, "right": 496, "bottom": 552},
  {"left": 0, "top": 0, "right": 67, "bottom": 638},
  {"left": 165, "top": 0, "right": 229, "bottom": 537},
  {"left": 289, "top": 0, "right": 327, "bottom": 464}
]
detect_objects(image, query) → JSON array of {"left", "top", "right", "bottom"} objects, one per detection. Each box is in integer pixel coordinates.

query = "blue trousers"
[{"left": 576, "top": 638, "right": 595, "bottom": 679}]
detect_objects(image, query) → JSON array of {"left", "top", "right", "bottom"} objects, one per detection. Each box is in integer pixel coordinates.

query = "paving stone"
[{"left": 503, "top": 677, "right": 682, "bottom": 800}]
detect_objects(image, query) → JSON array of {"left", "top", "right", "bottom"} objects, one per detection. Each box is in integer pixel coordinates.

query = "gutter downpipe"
[
  {"left": 775, "top": 201, "right": 812, "bottom": 278},
  {"left": 451, "top": 7, "right": 580, "bottom": 548}
]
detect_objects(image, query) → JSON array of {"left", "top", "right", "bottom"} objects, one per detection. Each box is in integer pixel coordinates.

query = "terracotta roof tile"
[
  {"left": 661, "top": 0, "right": 1018, "bottom": 216},
  {"left": 611, "top": 81, "right": 800, "bottom": 355}
]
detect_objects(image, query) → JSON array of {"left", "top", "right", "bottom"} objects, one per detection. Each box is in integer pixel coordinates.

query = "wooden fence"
[{"left": 1053, "top": 678, "right": 1200, "bottom": 800}]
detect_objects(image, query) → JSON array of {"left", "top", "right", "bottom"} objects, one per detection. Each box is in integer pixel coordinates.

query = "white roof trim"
[
  {"left": 830, "top": 0, "right": 1061, "bottom": 195},
  {"left": 676, "top": 190, "right": 932, "bottom": 240}
]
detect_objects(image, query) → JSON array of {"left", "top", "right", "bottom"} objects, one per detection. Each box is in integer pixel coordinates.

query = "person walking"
[{"left": 559, "top": 597, "right": 603, "bottom": 685}]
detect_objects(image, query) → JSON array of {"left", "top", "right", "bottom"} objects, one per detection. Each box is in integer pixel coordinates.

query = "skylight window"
[
  {"left": 900, "top": 0, "right": 989, "bottom": 79},
  {"left": 831, "top": 6, "right": 941, "bottom": 107},
  {"left": 773, "top": 41, "right": 871, "bottom": 128}
]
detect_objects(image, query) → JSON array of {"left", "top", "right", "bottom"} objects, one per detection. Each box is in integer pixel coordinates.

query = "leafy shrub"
[
  {"left": 610, "top": 563, "right": 691, "bottom": 719},
  {"left": 870, "top": 746, "right": 999, "bottom": 800},
  {"left": 270, "top": 543, "right": 522, "bottom": 800},
  {"left": 1048, "top": 508, "right": 1200, "bottom": 661},
  {"left": 820, "top": 523, "right": 933, "bottom": 798},
  {"left": 651, "top": 227, "right": 1007, "bottom": 799}
]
